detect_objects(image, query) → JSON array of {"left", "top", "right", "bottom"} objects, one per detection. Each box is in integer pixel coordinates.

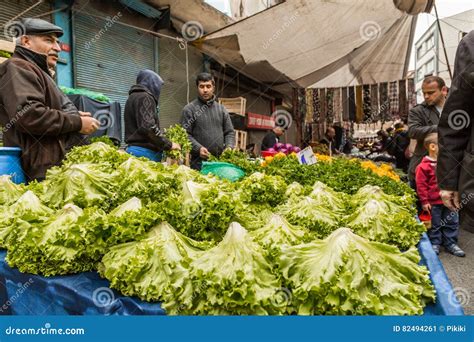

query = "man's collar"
[
  {"left": 12, "top": 45, "right": 51, "bottom": 76},
  {"left": 198, "top": 95, "right": 216, "bottom": 106}
]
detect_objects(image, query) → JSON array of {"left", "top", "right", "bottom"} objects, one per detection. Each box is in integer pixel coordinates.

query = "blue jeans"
[
  {"left": 429, "top": 204, "right": 459, "bottom": 247},
  {"left": 126, "top": 146, "right": 163, "bottom": 162}
]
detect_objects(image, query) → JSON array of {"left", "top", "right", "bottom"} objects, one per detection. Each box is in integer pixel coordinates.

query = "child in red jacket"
[{"left": 415, "top": 133, "right": 465, "bottom": 256}]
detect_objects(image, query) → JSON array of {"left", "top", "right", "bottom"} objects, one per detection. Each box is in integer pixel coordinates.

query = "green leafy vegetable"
[
  {"left": 165, "top": 125, "right": 192, "bottom": 160},
  {"left": 278, "top": 228, "right": 435, "bottom": 315},
  {"left": 164, "top": 222, "right": 285, "bottom": 315},
  {"left": 0, "top": 175, "right": 25, "bottom": 205},
  {"left": 278, "top": 196, "right": 340, "bottom": 238},
  {"left": 238, "top": 172, "right": 287, "bottom": 206},
  {"left": 6, "top": 204, "right": 108, "bottom": 275},
  {"left": 38, "top": 163, "right": 118, "bottom": 210},
  {"left": 99, "top": 222, "right": 209, "bottom": 302}
]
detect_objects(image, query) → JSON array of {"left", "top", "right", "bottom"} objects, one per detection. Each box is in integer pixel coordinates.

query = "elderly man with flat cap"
[{"left": 0, "top": 18, "right": 99, "bottom": 182}]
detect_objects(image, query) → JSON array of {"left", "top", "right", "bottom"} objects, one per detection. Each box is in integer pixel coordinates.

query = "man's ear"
[
  {"left": 20, "top": 35, "right": 30, "bottom": 47},
  {"left": 441, "top": 86, "right": 448, "bottom": 96}
]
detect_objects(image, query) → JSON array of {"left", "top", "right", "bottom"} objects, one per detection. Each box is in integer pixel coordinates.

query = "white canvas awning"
[{"left": 195, "top": 0, "right": 434, "bottom": 94}]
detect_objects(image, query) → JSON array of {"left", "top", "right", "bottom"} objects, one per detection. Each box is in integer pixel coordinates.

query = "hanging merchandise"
[
  {"left": 304, "top": 123, "right": 312, "bottom": 145},
  {"left": 362, "top": 85, "right": 372, "bottom": 123},
  {"left": 348, "top": 86, "right": 356, "bottom": 122},
  {"left": 355, "top": 85, "right": 363, "bottom": 123},
  {"left": 342, "top": 87, "right": 350, "bottom": 122},
  {"left": 370, "top": 84, "right": 379, "bottom": 122},
  {"left": 326, "top": 88, "right": 334, "bottom": 124},
  {"left": 379, "top": 82, "right": 389, "bottom": 122},
  {"left": 311, "top": 123, "right": 319, "bottom": 142},
  {"left": 319, "top": 88, "right": 327, "bottom": 123},
  {"left": 298, "top": 88, "right": 307, "bottom": 127},
  {"left": 399, "top": 79, "right": 407, "bottom": 120},
  {"left": 407, "top": 78, "right": 417, "bottom": 110},
  {"left": 305, "top": 89, "right": 314, "bottom": 123},
  {"left": 333, "top": 88, "right": 343, "bottom": 123},
  {"left": 389, "top": 81, "right": 399, "bottom": 118},
  {"left": 313, "top": 89, "right": 321, "bottom": 123}
]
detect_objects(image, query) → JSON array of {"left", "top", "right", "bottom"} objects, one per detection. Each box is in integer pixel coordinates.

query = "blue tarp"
[{"left": 0, "top": 233, "right": 464, "bottom": 315}]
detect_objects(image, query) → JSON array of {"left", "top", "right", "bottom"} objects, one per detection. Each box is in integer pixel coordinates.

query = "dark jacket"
[
  {"left": 181, "top": 96, "right": 235, "bottom": 169},
  {"left": 415, "top": 156, "right": 443, "bottom": 206},
  {"left": 407, "top": 102, "right": 440, "bottom": 181},
  {"left": 124, "top": 71, "right": 172, "bottom": 152},
  {"left": 0, "top": 46, "right": 82, "bottom": 181},
  {"left": 437, "top": 30, "right": 474, "bottom": 231},
  {"left": 261, "top": 130, "right": 278, "bottom": 151},
  {"left": 387, "top": 129, "right": 410, "bottom": 172}
]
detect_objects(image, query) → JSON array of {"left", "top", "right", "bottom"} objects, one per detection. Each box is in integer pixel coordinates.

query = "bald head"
[{"left": 326, "top": 127, "right": 336, "bottom": 139}]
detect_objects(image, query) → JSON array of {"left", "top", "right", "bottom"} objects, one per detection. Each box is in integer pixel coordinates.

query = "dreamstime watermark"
[
  {"left": 182, "top": 102, "right": 211, "bottom": 130},
  {"left": 448, "top": 287, "right": 470, "bottom": 307},
  {"left": 262, "top": 13, "right": 300, "bottom": 50},
  {"left": 271, "top": 109, "right": 293, "bottom": 129},
  {"left": 3, "top": 20, "right": 26, "bottom": 40},
  {"left": 92, "top": 287, "right": 115, "bottom": 308},
  {"left": 440, "top": 192, "right": 474, "bottom": 227},
  {"left": 270, "top": 287, "right": 292, "bottom": 308},
  {"left": 5, "top": 322, "right": 85, "bottom": 336},
  {"left": 363, "top": 100, "right": 390, "bottom": 124},
  {"left": 447, "top": 109, "right": 470, "bottom": 131},
  {"left": 0, "top": 278, "right": 34, "bottom": 313},
  {"left": 93, "top": 109, "right": 114, "bottom": 131},
  {"left": 2, "top": 102, "right": 32, "bottom": 133},
  {"left": 359, "top": 21, "right": 382, "bottom": 41},
  {"left": 174, "top": 282, "right": 209, "bottom": 314},
  {"left": 84, "top": 12, "right": 122, "bottom": 49},
  {"left": 181, "top": 21, "right": 204, "bottom": 42}
]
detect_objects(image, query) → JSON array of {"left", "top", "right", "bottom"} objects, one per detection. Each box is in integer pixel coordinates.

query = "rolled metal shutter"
[
  {"left": 0, "top": 0, "right": 53, "bottom": 41},
  {"left": 73, "top": 12, "right": 157, "bottom": 141},
  {"left": 158, "top": 39, "right": 203, "bottom": 129}
]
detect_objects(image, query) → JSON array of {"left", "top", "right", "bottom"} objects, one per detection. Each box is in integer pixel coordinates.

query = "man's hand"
[
  {"left": 171, "top": 143, "right": 181, "bottom": 150},
  {"left": 199, "top": 146, "right": 210, "bottom": 159},
  {"left": 79, "top": 116, "right": 100, "bottom": 134},
  {"left": 440, "top": 190, "right": 461, "bottom": 211},
  {"left": 79, "top": 111, "right": 92, "bottom": 117},
  {"left": 422, "top": 203, "right": 432, "bottom": 212}
]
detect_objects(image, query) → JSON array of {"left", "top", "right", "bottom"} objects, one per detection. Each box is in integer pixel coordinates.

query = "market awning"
[{"left": 194, "top": 0, "right": 434, "bottom": 93}]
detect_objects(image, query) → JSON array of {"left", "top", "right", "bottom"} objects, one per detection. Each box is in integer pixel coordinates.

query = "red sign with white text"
[{"left": 246, "top": 112, "right": 275, "bottom": 130}]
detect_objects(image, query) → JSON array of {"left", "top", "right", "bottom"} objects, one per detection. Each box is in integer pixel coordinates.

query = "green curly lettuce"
[
  {"left": 278, "top": 196, "right": 340, "bottom": 238},
  {"left": 278, "top": 228, "right": 435, "bottom": 315},
  {"left": 238, "top": 172, "right": 287, "bottom": 206},
  {"left": 6, "top": 204, "right": 108, "bottom": 275},
  {"left": 0, "top": 175, "right": 25, "bottom": 206},
  {"left": 165, "top": 125, "right": 192, "bottom": 160},
  {"left": 99, "top": 222, "right": 209, "bottom": 302},
  {"left": 163, "top": 222, "right": 285, "bottom": 315}
]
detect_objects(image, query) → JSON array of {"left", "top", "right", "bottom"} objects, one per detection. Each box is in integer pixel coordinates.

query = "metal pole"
[{"left": 434, "top": 4, "right": 453, "bottom": 81}]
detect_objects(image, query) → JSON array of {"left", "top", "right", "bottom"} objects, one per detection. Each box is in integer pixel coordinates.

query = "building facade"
[{"left": 414, "top": 9, "right": 474, "bottom": 102}]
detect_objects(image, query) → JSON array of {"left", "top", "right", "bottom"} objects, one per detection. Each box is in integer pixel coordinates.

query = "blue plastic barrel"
[{"left": 0, "top": 147, "right": 26, "bottom": 184}]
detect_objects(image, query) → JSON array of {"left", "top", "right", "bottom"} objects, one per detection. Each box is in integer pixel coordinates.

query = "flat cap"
[{"left": 13, "top": 18, "right": 64, "bottom": 37}]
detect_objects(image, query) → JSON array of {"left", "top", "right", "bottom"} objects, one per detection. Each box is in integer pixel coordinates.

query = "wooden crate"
[
  {"left": 234, "top": 130, "right": 247, "bottom": 151},
  {"left": 0, "top": 39, "right": 15, "bottom": 53},
  {"left": 219, "top": 97, "right": 246, "bottom": 116},
  {"left": 0, "top": 39, "right": 14, "bottom": 65}
]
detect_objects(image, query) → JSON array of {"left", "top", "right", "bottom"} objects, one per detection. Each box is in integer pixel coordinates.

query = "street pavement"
[{"left": 439, "top": 228, "right": 474, "bottom": 314}]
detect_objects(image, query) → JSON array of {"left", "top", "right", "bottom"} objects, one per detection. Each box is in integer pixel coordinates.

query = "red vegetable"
[
  {"left": 274, "top": 143, "right": 284, "bottom": 150},
  {"left": 293, "top": 146, "right": 301, "bottom": 153}
]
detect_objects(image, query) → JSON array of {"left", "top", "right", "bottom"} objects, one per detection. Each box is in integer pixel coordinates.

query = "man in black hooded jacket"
[{"left": 125, "top": 69, "right": 180, "bottom": 161}]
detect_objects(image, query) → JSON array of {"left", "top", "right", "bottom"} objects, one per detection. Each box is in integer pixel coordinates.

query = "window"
[
  {"left": 417, "top": 45, "right": 423, "bottom": 58},
  {"left": 425, "top": 58, "right": 435, "bottom": 74},
  {"left": 425, "top": 34, "right": 434, "bottom": 50},
  {"left": 417, "top": 68, "right": 424, "bottom": 82}
]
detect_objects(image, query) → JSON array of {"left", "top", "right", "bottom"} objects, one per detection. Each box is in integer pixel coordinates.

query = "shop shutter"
[
  {"left": 73, "top": 12, "right": 157, "bottom": 141},
  {"left": 0, "top": 0, "right": 53, "bottom": 41},
  {"left": 158, "top": 38, "right": 203, "bottom": 129}
]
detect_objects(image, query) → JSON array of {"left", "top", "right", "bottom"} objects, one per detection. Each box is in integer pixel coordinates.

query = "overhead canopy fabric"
[{"left": 196, "top": 0, "right": 434, "bottom": 93}]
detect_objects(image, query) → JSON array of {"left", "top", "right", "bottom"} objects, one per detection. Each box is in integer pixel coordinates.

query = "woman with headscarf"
[{"left": 125, "top": 69, "right": 180, "bottom": 161}]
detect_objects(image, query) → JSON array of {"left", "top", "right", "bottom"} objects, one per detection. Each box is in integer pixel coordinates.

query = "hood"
[{"left": 136, "top": 69, "right": 164, "bottom": 102}]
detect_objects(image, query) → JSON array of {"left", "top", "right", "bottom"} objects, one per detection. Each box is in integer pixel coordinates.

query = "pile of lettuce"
[
  {"left": 0, "top": 142, "right": 436, "bottom": 315},
  {"left": 278, "top": 228, "right": 435, "bottom": 315}
]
